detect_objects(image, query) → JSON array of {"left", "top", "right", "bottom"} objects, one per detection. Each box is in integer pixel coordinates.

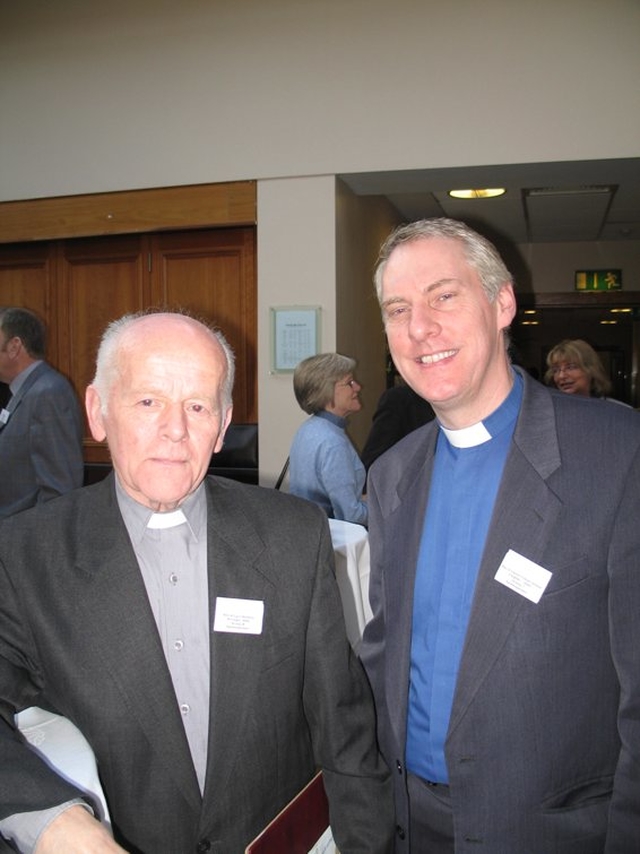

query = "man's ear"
[
  {"left": 213, "top": 405, "right": 234, "bottom": 454},
  {"left": 85, "top": 385, "right": 107, "bottom": 442},
  {"left": 496, "top": 282, "right": 517, "bottom": 331}
]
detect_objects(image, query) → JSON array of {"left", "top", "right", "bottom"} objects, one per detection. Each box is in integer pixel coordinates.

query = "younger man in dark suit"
[
  {"left": 361, "top": 218, "right": 640, "bottom": 853},
  {"left": 0, "top": 311, "right": 393, "bottom": 853}
]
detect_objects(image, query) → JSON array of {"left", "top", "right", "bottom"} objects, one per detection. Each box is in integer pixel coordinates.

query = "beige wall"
[
  {"left": 2, "top": 0, "right": 638, "bottom": 201},
  {"left": 257, "top": 175, "right": 337, "bottom": 485},
  {"left": 2, "top": 0, "right": 639, "bottom": 480},
  {"left": 516, "top": 241, "right": 640, "bottom": 294},
  {"left": 335, "top": 183, "right": 402, "bottom": 452}
]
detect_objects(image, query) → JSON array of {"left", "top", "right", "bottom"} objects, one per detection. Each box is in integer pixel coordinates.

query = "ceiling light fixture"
[
  {"left": 527, "top": 185, "right": 613, "bottom": 197},
  {"left": 448, "top": 188, "right": 506, "bottom": 199}
]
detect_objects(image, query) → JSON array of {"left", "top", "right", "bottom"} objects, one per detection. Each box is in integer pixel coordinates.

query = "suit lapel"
[
  {"left": 382, "top": 427, "right": 438, "bottom": 749},
  {"left": 448, "top": 374, "right": 562, "bottom": 735},
  {"left": 73, "top": 478, "right": 202, "bottom": 812},
  {"left": 0, "top": 362, "right": 47, "bottom": 432},
  {"left": 201, "top": 478, "right": 274, "bottom": 803}
]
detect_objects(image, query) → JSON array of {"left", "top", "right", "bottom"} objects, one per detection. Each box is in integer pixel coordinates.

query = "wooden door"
[
  {"left": 0, "top": 226, "right": 257, "bottom": 462},
  {"left": 58, "top": 235, "right": 149, "bottom": 460},
  {"left": 150, "top": 228, "right": 257, "bottom": 423},
  {"left": 0, "top": 242, "right": 57, "bottom": 352}
]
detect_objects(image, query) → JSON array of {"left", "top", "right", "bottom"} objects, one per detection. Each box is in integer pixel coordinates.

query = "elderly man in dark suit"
[
  {"left": 0, "top": 311, "right": 394, "bottom": 853},
  {"left": 0, "top": 307, "right": 84, "bottom": 518},
  {"left": 361, "top": 218, "right": 640, "bottom": 853}
]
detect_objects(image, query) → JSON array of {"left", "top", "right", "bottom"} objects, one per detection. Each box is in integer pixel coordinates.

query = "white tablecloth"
[
  {"left": 329, "top": 519, "right": 372, "bottom": 651},
  {"left": 15, "top": 706, "right": 111, "bottom": 827}
]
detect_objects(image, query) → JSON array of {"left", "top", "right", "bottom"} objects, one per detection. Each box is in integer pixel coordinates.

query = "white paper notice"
[
  {"left": 213, "top": 597, "right": 264, "bottom": 634},
  {"left": 494, "top": 549, "right": 552, "bottom": 604}
]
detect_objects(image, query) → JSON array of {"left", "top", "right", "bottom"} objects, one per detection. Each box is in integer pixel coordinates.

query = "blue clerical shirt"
[{"left": 406, "top": 371, "right": 523, "bottom": 783}]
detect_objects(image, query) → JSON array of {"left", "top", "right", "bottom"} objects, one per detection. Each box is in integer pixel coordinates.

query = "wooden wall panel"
[
  {"left": 59, "top": 236, "right": 149, "bottom": 460},
  {"left": 0, "top": 182, "right": 256, "bottom": 244},
  {"left": 0, "top": 223, "right": 257, "bottom": 462},
  {"left": 150, "top": 228, "right": 257, "bottom": 423},
  {"left": 0, "top": 243, "right": 57, "bottom": 355}
]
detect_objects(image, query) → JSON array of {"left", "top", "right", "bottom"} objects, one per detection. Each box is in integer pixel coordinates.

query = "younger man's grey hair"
[{"left": 374, "top": 217, "right": 513, "bottom": 305}]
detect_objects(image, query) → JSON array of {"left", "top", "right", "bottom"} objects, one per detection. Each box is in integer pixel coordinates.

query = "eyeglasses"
[{"left": 551, "top": 363, "right": 581, "bottom": 375}]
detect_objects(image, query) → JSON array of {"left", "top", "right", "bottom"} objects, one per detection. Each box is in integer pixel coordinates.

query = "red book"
[{"left": 245, "top": 770, "right": 332, "bottom": 854}]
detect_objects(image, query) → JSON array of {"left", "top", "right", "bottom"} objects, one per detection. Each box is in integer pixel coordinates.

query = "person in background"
[
  {"left": 361, "top": 379, "right": 435, "bottom": 471},
  {"left": 361, "top": 217, "right": 640, "bottom": 853},
  {"left": 0, "top": 306, "right": 84, "bottom": 519},
  {"left": 0, "top": 311, "right": 393, "bottom": 854},
  {"left": 545, "top": 337, "right": 613, "bottom": 398},
  {"left": 289, "top": 352, "right": 368, "bottom": 526}
]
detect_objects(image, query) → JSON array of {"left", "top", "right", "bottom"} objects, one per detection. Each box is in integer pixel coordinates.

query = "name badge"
[
  {"left": 0, "top": 408, "right": 10, "bottom": 425},
  {"left": 494, "top": 549, "right": 552, "bottom": 604},
  {"left": 213, "top": 597, "right": 264, "bottom": 635}
]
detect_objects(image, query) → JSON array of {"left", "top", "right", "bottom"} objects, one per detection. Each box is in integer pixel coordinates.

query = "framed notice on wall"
[{"left": 270, "top": 306, "right": 321, "bottom": 373}]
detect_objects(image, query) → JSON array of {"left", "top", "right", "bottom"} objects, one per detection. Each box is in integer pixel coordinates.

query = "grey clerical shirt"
[{"left": 117, "top": 479, "right": 210, "bottom": 792}]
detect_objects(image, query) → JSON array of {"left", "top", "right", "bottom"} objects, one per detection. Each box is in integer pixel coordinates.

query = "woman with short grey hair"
[{"left": 289, "top": 353, "right": 368, "bottom": 526}]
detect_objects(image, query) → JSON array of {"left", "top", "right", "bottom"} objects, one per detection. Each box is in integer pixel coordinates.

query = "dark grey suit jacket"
[
  {"left": 0, "top": 475, "right": 393, "bottom": 853},
  {"left": 0, "top": 361, "right": 84, "bottom": 519},
  {"left": 361, "top": 370, "right": 640, "bottom": 854}
]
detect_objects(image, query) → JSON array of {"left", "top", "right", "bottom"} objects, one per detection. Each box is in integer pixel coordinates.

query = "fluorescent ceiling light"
[
  {"left": 448, "top": 188, "right": 506, "bottom": 199},
  {"left": 527, "top": 185, "right": 612, "bottom": 197}
]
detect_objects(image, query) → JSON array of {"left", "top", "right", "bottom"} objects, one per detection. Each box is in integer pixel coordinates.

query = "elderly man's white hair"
[{"left": 91, "top": 310, "right": 235, "bottom": 414}]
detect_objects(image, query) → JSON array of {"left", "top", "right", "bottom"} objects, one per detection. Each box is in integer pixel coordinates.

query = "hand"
[{"left": 36, "top": 805, "right": 127, "bottom": 853}]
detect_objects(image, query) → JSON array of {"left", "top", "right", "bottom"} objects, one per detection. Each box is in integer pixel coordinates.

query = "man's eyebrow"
[{"left": 380, "top": 295, "right": 406, "bottom": 310}]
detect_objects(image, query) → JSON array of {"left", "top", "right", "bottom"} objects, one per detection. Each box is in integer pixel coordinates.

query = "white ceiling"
[{"left": 340, "top": 157, "right": 640, "bottom": 245}]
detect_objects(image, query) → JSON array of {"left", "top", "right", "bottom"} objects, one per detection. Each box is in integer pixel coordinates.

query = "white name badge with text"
[
  {"left": 494, "top": 549, "right": 552, "bottom": 604},
  {"left": 213, "top": 597, "right": 264, "bottom": 634}
]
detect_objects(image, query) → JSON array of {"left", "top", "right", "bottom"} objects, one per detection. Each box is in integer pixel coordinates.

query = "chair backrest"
[{"left": 274, "top": 456, "right": 289, "bottom": 490}]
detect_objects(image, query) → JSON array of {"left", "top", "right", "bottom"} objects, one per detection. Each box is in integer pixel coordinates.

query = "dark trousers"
[{"left": 407, "top": 773, "right": 455, "bottom": 854}]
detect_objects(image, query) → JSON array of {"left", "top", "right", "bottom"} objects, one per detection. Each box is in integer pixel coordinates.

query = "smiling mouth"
[{"left": 417, "top": 349, "right": 457, "bottom": 365}]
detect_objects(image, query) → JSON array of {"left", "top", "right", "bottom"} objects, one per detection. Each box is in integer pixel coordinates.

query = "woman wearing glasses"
[
  {"left": 545, "top": 338, "right": 613, "bottom": 398},
  {"left": 289, "top": 353, "right": 368, "bottom": 525}
]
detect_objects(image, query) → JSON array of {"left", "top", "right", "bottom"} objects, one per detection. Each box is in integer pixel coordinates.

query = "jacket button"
[
  {"left": 396, "top": 824, "right": 406, "bottom": 840},
  {"left": 396, "top": 759, "right": 403, "bottom": 773},
  {"left": 196, "top": 840, "right": 211, "bottom": 853}
]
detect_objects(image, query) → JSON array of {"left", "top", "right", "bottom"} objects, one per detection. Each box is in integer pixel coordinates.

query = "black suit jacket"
[
  {"left": 0, "top": 475, "right": 393, "bottom": 853},
  {"left": 361, "top": 384, "right": 435, "bottom": 471}
]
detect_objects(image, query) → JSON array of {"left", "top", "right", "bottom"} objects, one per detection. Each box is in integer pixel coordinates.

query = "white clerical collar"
[
  {"left": 146, "top": 508, "right": 188, "bottom": 529},
  {"left": 441, "top": 420, "right": 492, "bottom": 448}
]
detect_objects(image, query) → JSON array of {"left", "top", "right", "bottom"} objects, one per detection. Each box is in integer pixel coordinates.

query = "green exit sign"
[{"left": 575, "top": 269, "right": 622, "bottom": 291}]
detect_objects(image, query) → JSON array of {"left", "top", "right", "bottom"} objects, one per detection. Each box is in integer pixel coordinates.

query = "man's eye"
[
  {"left": 385, "top": 305, "right": 409, "bottom": 321},
  {"left": 139, "top": 399, "right": 154, "bottom": 407},
  {"left": 431, "top": 291, "right": 456, "bottom": 308}
]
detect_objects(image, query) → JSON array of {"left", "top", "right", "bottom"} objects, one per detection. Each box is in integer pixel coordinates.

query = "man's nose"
[
  {"left": 162, "top": 404, "right": 188, "bottom": 439},
  {"left": 408, "top": 303, "right": 440, "bottom": 339}
]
